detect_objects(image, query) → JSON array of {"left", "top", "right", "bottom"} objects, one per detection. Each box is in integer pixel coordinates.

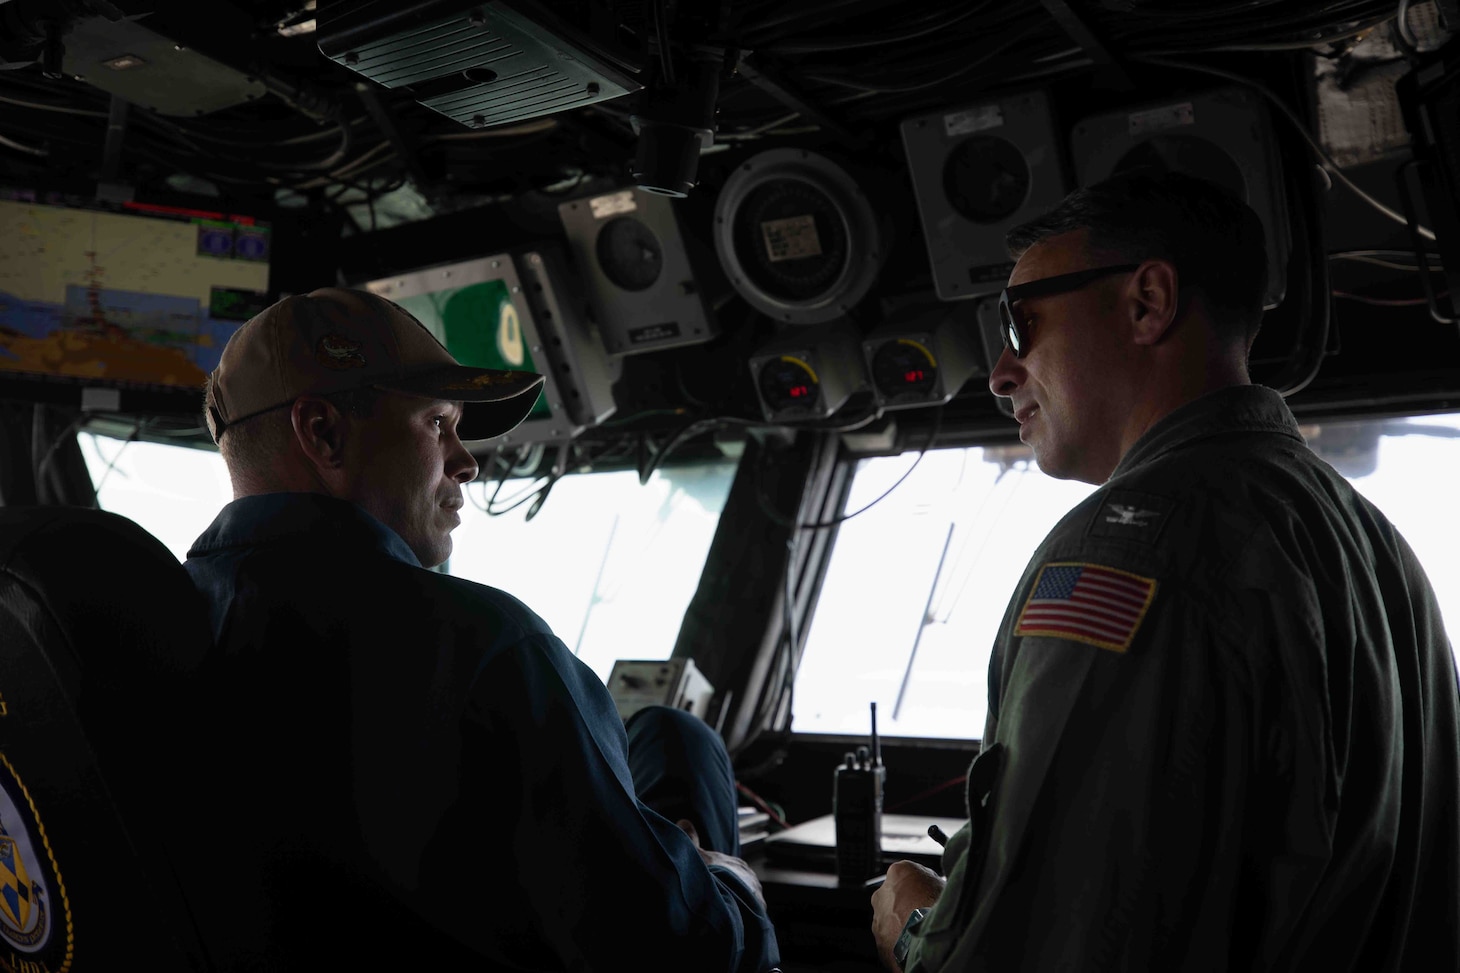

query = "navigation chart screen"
[{"left": 0, "top": 191, "right": 271, "bottom": 392}]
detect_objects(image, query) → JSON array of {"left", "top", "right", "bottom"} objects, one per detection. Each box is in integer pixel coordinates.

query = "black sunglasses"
[{"left": 997, "top": 264, "right": 1141, "bottom": 358}]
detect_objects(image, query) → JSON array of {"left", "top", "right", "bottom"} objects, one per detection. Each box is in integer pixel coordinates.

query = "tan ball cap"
[{"left": 204, "top": 287, "right": 545, "bottom": 442}]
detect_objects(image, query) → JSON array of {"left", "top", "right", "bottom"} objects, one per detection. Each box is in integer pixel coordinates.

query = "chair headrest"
[{"left": 0, "top": 506, "right": 211, "bottom": 678}]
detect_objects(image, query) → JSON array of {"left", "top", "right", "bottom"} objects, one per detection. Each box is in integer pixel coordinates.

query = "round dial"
[
  {"left": 942, "top": 134, "right": 1030, "bottom": 224},
  {"left": 596, "top": 216, "right": 663, "bottom": 291},
  {"left": 733, "top": 178, "right": 849, "bottom": 302},
  {"left": 758, "top": 355, "right": 821, "bottom": 412},
  {"left": 872, "top": 339, "right": 938, "bottom": 399}
]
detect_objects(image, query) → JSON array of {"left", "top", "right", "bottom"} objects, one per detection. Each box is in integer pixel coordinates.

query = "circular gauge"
[
  {"left": 871, "top": 339, "right": 938, "bottom": 400},
  {"left": 596, "top": 216, "right": 663, "bottom": 291},
  {"left": 942, "top": 135, "right": 1030, "bottom": 224},
  {"left": 714, "top": 148, "right": 885, "bottom": 325},
  {"left": 1113, "top": 135, "right": 1247, "bottom": 204},
  {"left": 757, "top": 355, "right": 821, "bottom": 412},
  {"left": 732, "top": 178, "right": 849, "bottom": 303}
]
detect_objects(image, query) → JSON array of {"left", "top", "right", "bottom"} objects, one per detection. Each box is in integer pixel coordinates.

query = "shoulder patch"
[
  {"left": 1015, "top": 562, "right": 1157, "bottom": 653},
  {"left": 1088, "top": 489, "right": 1173, "bottom": 545}
]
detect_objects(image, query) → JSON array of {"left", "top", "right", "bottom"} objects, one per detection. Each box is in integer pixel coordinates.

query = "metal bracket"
[
  {"left": 735, "top": 54, "right": 865, "bottom": 149},
  {"left": 1037, "top": 0, "right": 1135, "bottom": 91},
  {"left": 1395, "top": 159, "right": 1457, "bottom": 325},
  {"left": 354, "top": 81, "right": 431, "bottom": 195}
]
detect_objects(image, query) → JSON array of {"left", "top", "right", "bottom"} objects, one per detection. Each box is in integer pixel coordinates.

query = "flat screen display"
[
  {"left": 364, "top": 252, "right": 596, "bottom": 446},
  {"left": 0, "top": 190, "right": 270, "bottom": 392},
  {"left": 391, "top": 279, "right": 552, "bottom": 422}
]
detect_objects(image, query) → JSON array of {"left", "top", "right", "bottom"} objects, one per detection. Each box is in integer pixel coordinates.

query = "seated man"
[{"left": 181, "top": 287, "right": 779, "bottom": 970}]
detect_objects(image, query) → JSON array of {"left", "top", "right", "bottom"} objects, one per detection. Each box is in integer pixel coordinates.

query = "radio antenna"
[{"left": 870, "top": 701, "right": 880, "bottom": 767}]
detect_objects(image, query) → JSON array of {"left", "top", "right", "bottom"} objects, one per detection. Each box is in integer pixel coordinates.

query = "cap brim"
[{"left": 376, "top": 364, "right": 547, "bottom": 441}]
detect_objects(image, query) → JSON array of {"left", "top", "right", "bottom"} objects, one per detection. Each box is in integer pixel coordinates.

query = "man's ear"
[
  {"left": 291, "top": 396, "right": 349, "bottom": 471},
  {"left": 1127, "top": 258, "right": 1180, "bottom": 346}
]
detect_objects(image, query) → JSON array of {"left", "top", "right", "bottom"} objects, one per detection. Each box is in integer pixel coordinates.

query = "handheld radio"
[{"left": 834, "top": 701, "right": 885, "bottom": 885}]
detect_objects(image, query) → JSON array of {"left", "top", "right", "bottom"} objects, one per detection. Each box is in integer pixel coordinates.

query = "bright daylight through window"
[
  {"left": 793, "top": 411, "right": 1460, "bottom": 740},
  {"left": 81, "top": 412, "right": 1460, "bottom": 737},
  {"left": 81, "top": 434, "right": 738, "bottom": 686},
  {"left": 448, "top": 460, "right": 738, "bottom": 683}
]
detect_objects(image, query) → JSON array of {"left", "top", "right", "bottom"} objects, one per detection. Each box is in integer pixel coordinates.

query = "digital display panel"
[
  {"left": 363, "top": 252, "right": 609, "bottom": 446},
  {"left": 392, "top": 279, "right": 551, "bottom": 421},
  {"left": 0, "top": 191, "right": 270, "bottom": 392}
]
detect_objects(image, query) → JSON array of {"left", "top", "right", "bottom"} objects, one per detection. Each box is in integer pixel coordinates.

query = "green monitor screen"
[
  {"left": 363, "top": 252, "right": 598, "bottom": 445},
  {"left": 392, "top": 279, "right": 551, "bottom": 422}
]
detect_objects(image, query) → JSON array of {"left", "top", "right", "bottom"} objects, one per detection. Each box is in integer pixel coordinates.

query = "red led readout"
[
  {"left": 789, "top": 385, "right": 810, "bottom": 398},
  {"left": 903, "top": 370, "right": 925, "bottom": 385}
]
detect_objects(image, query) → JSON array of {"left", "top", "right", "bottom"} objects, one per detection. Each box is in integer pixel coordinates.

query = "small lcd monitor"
[{"left": 0, "top": 188, "right": 271, "bottom": 406}]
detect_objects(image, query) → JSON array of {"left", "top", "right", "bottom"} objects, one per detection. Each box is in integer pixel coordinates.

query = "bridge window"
[
  {"left": 449, "top": 458, "right": 739, "bottom": 683},
  {"left": 794, "top": 411, "right": 1460, "bottom": 740},
  {"left": 81, "top": 434, "right": 231, "bottom": 562}
]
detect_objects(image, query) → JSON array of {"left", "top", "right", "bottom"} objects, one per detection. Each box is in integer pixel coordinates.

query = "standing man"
[
  {"left": 872, "top": 171, "right": 1459, "bottom": 971},
  {"left": 181, "top": 287, "right": 780, "bottom": 971}
]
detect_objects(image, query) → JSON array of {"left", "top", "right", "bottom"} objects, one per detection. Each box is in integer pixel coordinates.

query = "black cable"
[
  {"left": 0, "top": 90, "right": 107, "bottom": 117},
  {"left": 1330, "top": 249, "right": 1445, "bottom": 271},
  {"left": 89, "top": 423, "right": 142, "bottom": 502},
  {"left": 0, "top": 130, "right": 47, "bottom": 156},
  {"left": 637, "top": 402, "right": 886, "bottom": 487},
  {"left": 1109, "top": 0, "right": 1387, "bottom": 32},
  {"left": 651, "top": 0, "right": 676, "bottom": 86},
  {"left": 524, "top": 442, "right": 572, "bottom": 521},
  {"left": 33, "top": 412, "right": 87, "bottom": 492},
  {"left": 1267, "top": 94, "right": 1332, "bottom": 398},
  {"left": 733, "top": 0, "right": 896, "bottom": 44},
  {"left": 471, "top": 444, "right": 539, "bottom": 513},
  {"left": 797, "top": 7, "right": 1034, "bottom": 78},
  {"left": 1332, "top": 289, "right": 1447, "bottom": 306},
  {"left": 1129, "top": 55, "right": 1435, "bottom": 242},
  {"left": 168, "top": 116, "right": 370, "bottom": 150},
  {"left": 731, "top": 574, "right": 797, "bottom": 761},
  {"left": 467, "top": 464, "right": 511, "bottom": 513},
  {"left": 485, "top": 474, "right": 554, "bottom": 515},
  {"left": 840, "top": 53, "right": 1092, "bottom": 120},
  {"left": 1095, "top": 2, "right": 1393, "bottom": 56},
  {"left": 733, "top": 411, "right": 942, "bottom": 749},
  {"left": 1392, "top": 0, "right": 1421, "bottom": 57},
  {"left": 802, "top": 18, "right": 1052, "bottom": 94},
  {"left": 523, "top": 472, "right": 560, "bottom": 520},
  {"left": 474, "top": 442, "right": 600, "bottom": 519},
  {"left": 762, "top": 0, "right": 997, "bottom": 54},
  {"left": 252, "top": 118, "right": 354, "bottom": 173},
  {"left": 638, "top": 416, "right": 749, "bottom": 485},
  {"left": 1127, "top": 11, "right": 1394, "bottom": 53},
  {"left": 755, "top": 407, "right": 943, "bottom": 530}
]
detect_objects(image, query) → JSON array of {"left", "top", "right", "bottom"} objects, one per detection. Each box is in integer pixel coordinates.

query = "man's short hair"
[{"left": 1006, "top": 170, "right": 1269, "bottom": 345}]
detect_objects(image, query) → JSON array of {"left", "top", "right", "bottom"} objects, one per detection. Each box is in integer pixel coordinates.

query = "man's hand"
[
  {"left": 677, "top": 818, "right": 767, "bottom": 909},
  {"left": 871, "top": 860, "right": 945, "bottom": 971}
]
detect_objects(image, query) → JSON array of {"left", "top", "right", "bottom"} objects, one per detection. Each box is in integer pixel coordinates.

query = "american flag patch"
[{"left": 1015, "top": 562, "right": 1157, "bottom": 653}]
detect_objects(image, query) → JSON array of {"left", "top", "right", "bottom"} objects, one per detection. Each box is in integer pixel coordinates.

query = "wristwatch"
[{"left": 892, "top": 907, "right": 931, "bottom": 971}]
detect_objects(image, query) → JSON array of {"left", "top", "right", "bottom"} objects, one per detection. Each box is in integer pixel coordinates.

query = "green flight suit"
[{"left": 906, "top": 385, "right": 1460, "bottom": 972}]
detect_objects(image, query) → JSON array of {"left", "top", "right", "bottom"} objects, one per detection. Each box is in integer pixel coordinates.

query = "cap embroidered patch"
[
  {"left": 1015, "top": 562, "right": 1157, "bottom": 653},
  {"left": 315, "top": 333, "right": 366, "bottom": 370},
  {"left": 443, "top": 372, "right": 516, "bottom": 390}
]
